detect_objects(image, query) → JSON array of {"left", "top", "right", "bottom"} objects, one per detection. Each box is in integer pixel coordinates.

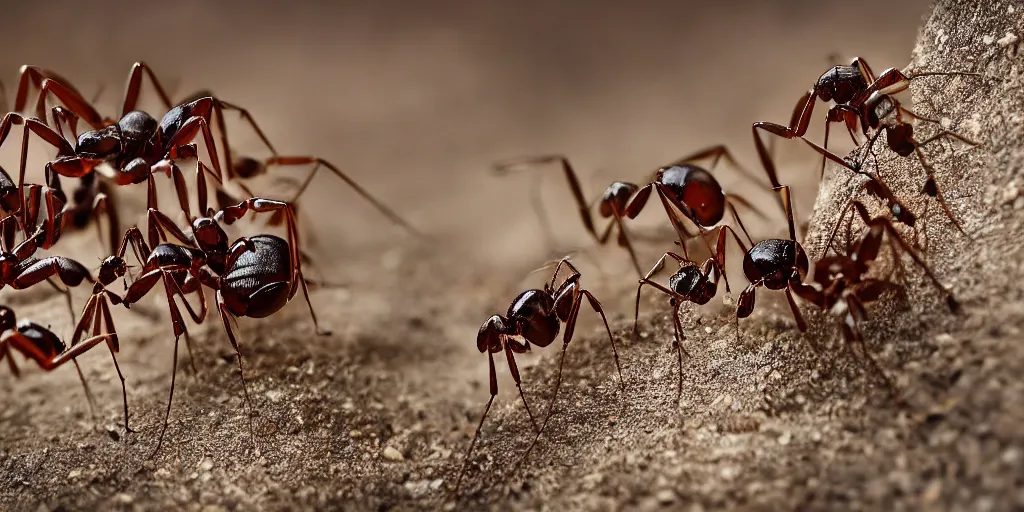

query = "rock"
[
  {"left": 383, "top": 446, "right": 405, "bottom": 462},
  {"left": 656, "top": 489, "right": 676, "bottom": 505}
]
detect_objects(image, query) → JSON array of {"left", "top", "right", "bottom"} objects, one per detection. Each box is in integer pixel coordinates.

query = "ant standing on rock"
[{"left": 791, "top": 199, "right": 960, "bottom": 395}]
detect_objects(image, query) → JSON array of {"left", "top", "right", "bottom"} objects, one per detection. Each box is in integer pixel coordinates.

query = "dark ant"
[
  {"left": 452, "top": 257, "right": 622, "bottom": 496},
  {"left": 115, "top": 183, "right": 326, "bottom": 454},
  {"left": 622, "top": 146, "right": 763, "bottom": 261},
  {"left": 0, "top": 304, "right": 120, "bottom": 415},
  {"left": 752, "top": 58, "right": 978, "bottom": 224},
  {"left": 791, "top": 200, "right": 959, "bottom": 394},
  {"left": 735, "top": 186, "right": 812, "bottom": 332},
  {"left": 492, "top": 155, "right": 645, "bottom": 274},
  {"left": 632, "top": 227, "right": 744, "bottom": 398}
]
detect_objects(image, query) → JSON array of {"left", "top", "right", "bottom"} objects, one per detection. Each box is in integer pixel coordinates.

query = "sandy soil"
[{"left": 2, "top": 0, "right": 1023, "bottom": 510}]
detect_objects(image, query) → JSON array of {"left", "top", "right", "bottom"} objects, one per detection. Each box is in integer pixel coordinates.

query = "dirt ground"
[{"left": 2, "top": 0, "right": 1023, "bottom": 510}]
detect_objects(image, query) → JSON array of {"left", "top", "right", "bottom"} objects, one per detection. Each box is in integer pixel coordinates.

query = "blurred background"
[{"left": 0, "top": 0, "right": 930, "bottom": 269}]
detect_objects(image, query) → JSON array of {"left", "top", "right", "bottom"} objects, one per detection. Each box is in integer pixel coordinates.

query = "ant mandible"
[{"left": 452, "top": 257, "right": 623, "bottom": 496}]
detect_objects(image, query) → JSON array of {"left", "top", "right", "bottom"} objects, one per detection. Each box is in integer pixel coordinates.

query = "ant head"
[
  {"left": 476, "top": 315, "right": 505, "bottom": 353},
  {"left": 97, "top": 256, "right": 128, "bottom": 286},
  {"left": 191, "top": 216, "right": 228, "bottom": 253},
  {"left": 75, "top": 126, "right": 122, "bottom": 160},
  {"left": 0, "top": 251, "right": 17, "bottom": 278},
  {"left": 0, "top": 305, "right": 14, "bottom": 331},
  {"left": 599, "top": 181, "right": 639, "bottom": 218},
  {"left": 232, "top": 157, "right": 265, "bottom": 179}
]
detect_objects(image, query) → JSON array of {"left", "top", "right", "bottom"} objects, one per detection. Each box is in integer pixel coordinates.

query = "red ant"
[
  {"left": 791, "top": 199, "right": 959, "bottom": 394},
  {"left": 752, "top": 58, "right": 978, "bottom": 227},
  {"left": 115, "top": 182, "right": 325, "bottom": 453},
  {"left": 452, "top": 257, "right": 622, "bottom": 496},
  {"left": 622, "top": 146, "right": 763, "bottom": 261}
]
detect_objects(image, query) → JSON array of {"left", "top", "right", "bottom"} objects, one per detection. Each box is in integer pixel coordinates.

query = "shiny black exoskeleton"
[
  {"left": 741, "top": 238, "right": 809, "bottom": 291},
  {"left": 454, "top": 258, "right": 621, "bottom": 495}
]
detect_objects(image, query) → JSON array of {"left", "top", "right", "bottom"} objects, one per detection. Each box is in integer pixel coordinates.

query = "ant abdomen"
[{"left": 658, "top": 165, "right": 727, "bottom": 226}]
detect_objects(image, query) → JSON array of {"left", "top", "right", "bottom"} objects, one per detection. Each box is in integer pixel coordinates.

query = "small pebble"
[
  {"left": 983, "top": 35, "right": 995, "bottom": 45},
  {"left": 997, "top": 33, "right": 1019, "bottom": 47},
  {"left": 199, "top": 458, "right": 214, "bottom": 471},
  {"left": 265, "top": 389, "right": 285, "bottom": 403},
  {"left": 778, "top": 431, "right": 792, "bottom": 446},
  {"left": 383, "top": 446, "right": 405, "bottom": 462},
  {"left": 114, "top": 493, "right": 133, "bottom": 504},
  {"left": 656, "top": 489, "right": 676, "bottom": 505},
  {"left": 68, "top": 469, "right": 83, "bottom": 479},
  {"left": 430, "top": 479, "right": 444, "bottom": 491}
]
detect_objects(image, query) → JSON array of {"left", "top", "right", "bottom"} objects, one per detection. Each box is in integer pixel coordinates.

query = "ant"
[
  {"left": 632, "top": 228, "right": 743, "bottom": 398},
  {"left": 735, "top": 186, "right": 812, "bottom": 333},
  {"left": 752, "top": 58, "right": 978, "bottom": 224},
  {"left": 116, "top": 184, "right": 326, "bottom": 453},
  {"left": 492, "top": 155, "right": 646, "bottom": 275},
  {"left": 622, "top": 146, "right": 763, "bottom": 261},
  {"left": 791, "top": 199, "right": 959, "bottom": 394},
  {"left": 452, "top": 257, "right": 622, "bottom": 496},
  {"left": 0, "top": 304, "right": 121, "bottom": 417}
]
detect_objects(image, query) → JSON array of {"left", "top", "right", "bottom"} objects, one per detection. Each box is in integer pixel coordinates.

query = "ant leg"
[
  {"left": 839, "top": 303, "right": 897, "bottom": 397},
  {"left": 212, "top": 99, "right": 279, "bottom": 179},
  {"left": 582, "top": 289, "right": 623, "bottom": 384},
  {"left": 30, "top": 77, "right": 107, "bottom": 129},
  {"left": 216, "top": 294, "right": 256, "bottom": 449},
  {"left": 121, "top": 61, "right": 174, "bottom": 117},
  {"left": 785, "top": 287, "right": 808, "bottom": 332},
  {"left": 667, "top": 144, "right": 767, "bottom": 190},
  {"left": 264, "top": 156, "right": 420, "bottom": 236},
  {"left": 163, "top": 116, "right": 225, "bottom": 181},
  {"left": 451, "top": 349, "right": 498, "bottom": 497},
  {"left": 492, "top": 155, "right": 598, "bottom": 241},
  {"left": 915, "top": 148, "right": 966, "bottom": 235},
  {"left": 610, "top": 208, "right": 642, "bottom": 276},
  {"left": 97, "top": 297, "right": 132, "bottom": 432},
  {"left": 634, "top": 253, "right": 682, "bottom": 337},
  {"left": 670, "top": 302, "right": 689, "bottom": 402},
  {"left": 775, "top": 185, "right": 799, "bottom": 242},
  {"left": 503, "top": 337, "right": 539, "bottom": 433}
]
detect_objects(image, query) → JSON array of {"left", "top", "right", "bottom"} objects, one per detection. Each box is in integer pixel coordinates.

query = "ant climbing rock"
[
  {"left": 751, "top": 57, "right": 979, "bottom": 220},
  {"left": 452, "top": 257, "right": 622, "bottom": 496},
  {"left": 791, "top": 199, "right": 960, "bottom": 395},
  {"left": 735, "top": 186, "right": 812, "bottom": 332}
]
